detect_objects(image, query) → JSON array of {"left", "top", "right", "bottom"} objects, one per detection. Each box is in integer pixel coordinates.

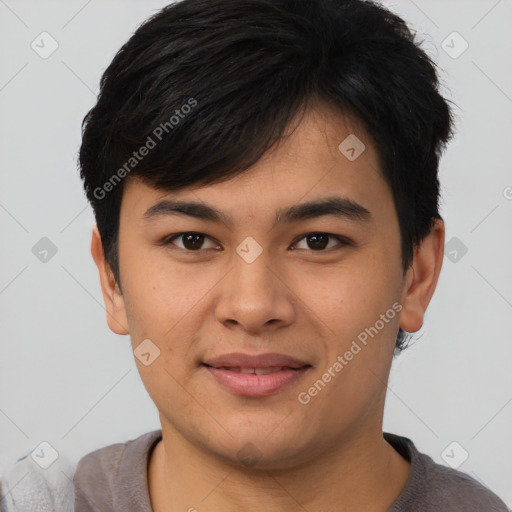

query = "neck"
[{"left": 148, "top": 420, "right": 410, "bottom": 512}]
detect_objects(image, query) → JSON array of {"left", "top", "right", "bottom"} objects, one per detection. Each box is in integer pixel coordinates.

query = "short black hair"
[{"left": 79, "top": 0, "right": 455, "bottom": 350}]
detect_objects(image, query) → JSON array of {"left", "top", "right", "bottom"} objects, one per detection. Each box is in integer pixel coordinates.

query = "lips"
[
  {"left": 218, "top": 367, "right": 289, "bottom": 375},
  {"left": 202, "top": 352, "right": 311, "bottom": 397},
  {"left": 203, "top": 352, "right": 309, "bottom": 370}
]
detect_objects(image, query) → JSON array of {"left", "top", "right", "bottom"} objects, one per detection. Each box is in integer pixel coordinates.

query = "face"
[{"left": 94, "top": 103, "right": 439, "bottom": 469}]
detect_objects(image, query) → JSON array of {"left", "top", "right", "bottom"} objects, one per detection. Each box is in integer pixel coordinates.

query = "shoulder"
[
  {"left": 424, "top": 462, "right": 509, "bottom": 511},
  {"left": 0, "top": 446, "right": 75, "bottom": 512},
  {"left": 0, "top": 431, "right": 161, "bottom": 512},
  {"left": 385, "top": 433, "right": 510, "bottom": 512},
  {"left": 73, "top": 430, "right": 162, "bottom": 511},
  {"left": 74, "top": 429, "right": 161, "bottom": 476}
]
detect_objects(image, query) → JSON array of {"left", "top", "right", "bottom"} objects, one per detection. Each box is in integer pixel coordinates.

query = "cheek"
[
  {"left": 121, "top": 248, "right": 203, "bottom": 334},
  {"left": 298, "top": 247, "right": 402, "bottom": 341},
  {"left": 295, "top": 261, "right": 401, "bottom": 433},
  {"left": 120, "top": 251, "right": 218, "bottom": 386}
]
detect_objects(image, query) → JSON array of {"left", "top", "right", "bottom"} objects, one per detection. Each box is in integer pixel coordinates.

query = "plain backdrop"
[{"left": 1, "top": 0, "right": 511, "bottom": 507}]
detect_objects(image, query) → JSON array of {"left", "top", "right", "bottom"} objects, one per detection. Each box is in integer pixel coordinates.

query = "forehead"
[{"left": 120, "top": 103, "right": 392, "bottom": 225}]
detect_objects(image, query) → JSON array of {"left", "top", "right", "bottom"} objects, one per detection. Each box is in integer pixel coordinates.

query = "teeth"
[
  {"left": 255, "top": 367, "right": 282, "bottom": 375},
  {"left": 221, "top": 367, "right": 285, "bottom": 374}
]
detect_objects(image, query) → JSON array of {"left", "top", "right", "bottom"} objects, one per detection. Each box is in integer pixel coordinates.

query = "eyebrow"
[{"left": 142, "top": 196, "right": 372, "bottom": 227}]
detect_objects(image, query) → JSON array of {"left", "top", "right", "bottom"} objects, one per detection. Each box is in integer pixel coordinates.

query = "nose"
[{"left": 213, "top": 247, "right": 296, "bottom": 334}]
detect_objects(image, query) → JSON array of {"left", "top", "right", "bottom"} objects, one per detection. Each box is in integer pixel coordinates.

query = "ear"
[
  {"left": 90, "top": 225, "right": 130, "bottom": 335},
  {"left": 399, "top": 218, "right": 445, "bottom": 333}
]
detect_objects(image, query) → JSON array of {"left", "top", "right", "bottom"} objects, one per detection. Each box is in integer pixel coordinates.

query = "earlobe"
[
  {"left": 399, "top": 219, "right": 445, "bottom": 333},
  {"left": 90, "top": 225, "right": 130, "bottom": 335}
]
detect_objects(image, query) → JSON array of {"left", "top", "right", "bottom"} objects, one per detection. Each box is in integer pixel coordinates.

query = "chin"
[{"left": 201, "top": 429, "right": 318, "bottom": 471}]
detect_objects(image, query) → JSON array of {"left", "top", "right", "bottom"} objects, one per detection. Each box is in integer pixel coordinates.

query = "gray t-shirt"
[
  {"left": 71, "top": 430, "right": 509, "bottom": 512},
  {"left": 0, "top": 430, "right": 507, "bottom": 512}
]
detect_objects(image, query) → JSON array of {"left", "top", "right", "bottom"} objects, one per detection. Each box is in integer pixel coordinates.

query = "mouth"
[
  {"left": 201, "top": 353, "right": 312, "bottom": 397},
  {"left": 209, "top": 366, "right": 300, "bottom": 375}
]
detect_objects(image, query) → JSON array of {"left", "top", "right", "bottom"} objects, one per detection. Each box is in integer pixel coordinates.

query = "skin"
[{"left": 91, "top": 102, "right": 445, "bottom": 512}]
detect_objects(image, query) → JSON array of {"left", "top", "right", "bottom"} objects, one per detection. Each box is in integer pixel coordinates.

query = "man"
[
  {"left": 75, "top": 0, "right": 510, "bottom": 510},
  {"left": 2, "top": 0, "right": 508, "bottom": 510}
]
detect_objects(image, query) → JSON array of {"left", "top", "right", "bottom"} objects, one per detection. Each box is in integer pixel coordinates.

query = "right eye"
[{"left": 162, "top": 232, "right": 221, "bottom": 252}]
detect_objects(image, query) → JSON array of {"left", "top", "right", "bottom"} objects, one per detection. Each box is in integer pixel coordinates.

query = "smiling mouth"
[
  {"left": 201, "top": 364, "right": 311, "bottom": 397},
  {"left": 206, "top": 366, "right": 300, "bottom": 375}
]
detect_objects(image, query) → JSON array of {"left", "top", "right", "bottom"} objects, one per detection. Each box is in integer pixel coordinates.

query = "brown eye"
[
  {"left": 181, "top": 233, "right": 204, "bottom": 250},
  {"left": 165, "top": 232, "right": 219, "bottom": 251},
  {"left": 306, "top": 233, "right": 329, "bottom": 250},
  {"left": 293, "top": 233, "right": 350, "bottom": 251}
]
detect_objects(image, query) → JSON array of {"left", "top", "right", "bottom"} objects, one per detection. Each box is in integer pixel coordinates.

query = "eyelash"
[{"left": 160, "top": 232, "right": 352, "bottom": 253}]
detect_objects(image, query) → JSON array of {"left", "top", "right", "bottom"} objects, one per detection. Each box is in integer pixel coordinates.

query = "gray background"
[{"left": 1, "top": 0, "right": 511, "bottom": 506}]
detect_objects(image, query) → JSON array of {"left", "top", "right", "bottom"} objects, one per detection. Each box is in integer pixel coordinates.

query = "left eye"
[
  {"left": 292, "top": 232, "right": 349, "bottom": 251},
  {"left": 162, "top": 232, "right": 349, "bottom": 252}
]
